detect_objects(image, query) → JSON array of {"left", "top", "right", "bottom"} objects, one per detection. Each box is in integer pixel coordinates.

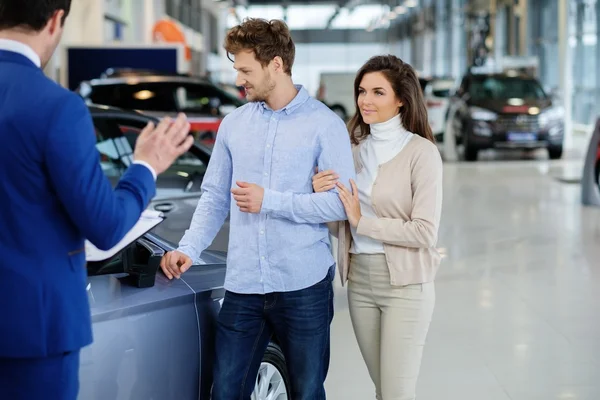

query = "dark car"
[
  {"left": 78, "top": 75, "right": 246, "bottom": 145},
  {"left": 90, "top": 105, "right": 229, "bottom": 252},
  {"left": 447, "top": 71, "right": 565, "bottom": 161},
  {"left": 81, "top": 105, "right": 291, "bottom": 400}
]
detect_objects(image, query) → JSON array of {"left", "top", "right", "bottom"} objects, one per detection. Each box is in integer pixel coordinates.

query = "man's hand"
[
  {"left": 160, "top": 250, "right": 193, "bottom": 280},
  {"left": 133, "top": 113, "right": 194, "bottom": 175},
  {"left": 231, "top": 181, "right": 264, "bottom": 213}
]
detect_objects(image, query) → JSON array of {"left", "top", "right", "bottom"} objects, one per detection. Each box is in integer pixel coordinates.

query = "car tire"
[
  {"left": 252, "top": 342, "right": 291, "bottom": 400},
  {"left": 330, "top": 105, "right": 347, "bottom": 121},
  {"left": 548, "top": 146, "right": 563, "bottom": 160},
  {"left": 464, "top": 145, "right": 478, "bottom": 161}
]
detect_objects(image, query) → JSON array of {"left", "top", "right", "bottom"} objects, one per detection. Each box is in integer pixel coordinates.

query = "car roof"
[
  {"left": 87, "top": 104, "right": 158, "bottom": 121},
  {"left": 467, "top": 72, "right": 535, "bottom": 80},
  {"left": 87, "top": 103, "right": 212, "bottom": 155},
  {"left": 85, "top": 75, "right": 213, "bottom": 87}
]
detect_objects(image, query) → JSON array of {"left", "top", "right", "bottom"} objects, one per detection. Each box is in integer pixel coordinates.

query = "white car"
[{"left": 419, "top": 77, "right": 456, "bottom": 140}]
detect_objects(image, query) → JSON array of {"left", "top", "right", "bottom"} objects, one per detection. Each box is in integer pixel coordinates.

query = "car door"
[
  {"left": 91, "top": 113, "right": 230, "bottom": 253},
  {"left": 425, "top": 79, "right": 455, "bottom": 136},
  {"left": 80, "top": 234, "right": 227, "bottom": 400}
]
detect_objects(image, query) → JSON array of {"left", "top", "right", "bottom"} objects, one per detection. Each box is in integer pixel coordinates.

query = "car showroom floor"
[{"left": 324, "top": 137, "right": 600, "bottom": 400}]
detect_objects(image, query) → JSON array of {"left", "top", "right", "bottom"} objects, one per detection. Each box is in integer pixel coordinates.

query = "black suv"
[{"left": 448, "top": 71, "right": 565, "bottom": 161}]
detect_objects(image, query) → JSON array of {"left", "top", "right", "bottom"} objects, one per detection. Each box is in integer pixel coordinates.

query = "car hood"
[{"left": 469, "top": 98, "right": 553, "bottom": 114}]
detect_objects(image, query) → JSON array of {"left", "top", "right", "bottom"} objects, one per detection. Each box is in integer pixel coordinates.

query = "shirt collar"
[
  {"left": 259, "top": 85, "right": 310, "bottom": 115},
  {"left": 0, "top": 39, "right": 41, "bottom": 68}
]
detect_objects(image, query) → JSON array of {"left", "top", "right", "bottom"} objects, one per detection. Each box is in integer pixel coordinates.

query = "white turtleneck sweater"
[{"left": 350, "top": 114, "right": 414, "bottom": 254}]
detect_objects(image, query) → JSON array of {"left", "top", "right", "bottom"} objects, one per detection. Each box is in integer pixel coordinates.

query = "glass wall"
[
  {"left": 531, "top": 0, "right": 599, "bottom": 128},
  {"left": 571, "top": 0, "right": 598, "bottom": 126}
]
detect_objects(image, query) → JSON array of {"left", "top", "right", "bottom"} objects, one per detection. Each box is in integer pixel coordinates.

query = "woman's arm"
[{"left": 355, "top": 145, "right": 443, "bottom": 248}]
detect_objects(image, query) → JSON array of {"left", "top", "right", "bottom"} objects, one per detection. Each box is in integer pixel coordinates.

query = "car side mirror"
[{"left": 122, "top": 238, "right": 165, "bottom": 288}]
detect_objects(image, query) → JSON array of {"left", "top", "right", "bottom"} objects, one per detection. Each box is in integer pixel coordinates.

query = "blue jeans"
[{"left": 212, "top": 266, "right": 335, "bottom": 400}]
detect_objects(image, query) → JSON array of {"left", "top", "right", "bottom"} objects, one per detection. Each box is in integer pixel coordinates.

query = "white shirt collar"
[{"left": 0, "top": 39, "right": 41, "bottom": 68}]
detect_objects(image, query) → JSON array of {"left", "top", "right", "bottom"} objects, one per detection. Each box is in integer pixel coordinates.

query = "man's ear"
[
  {"left": 272, "top": 56, "right": 284, "bottom": 74},
  {"left": 47, "top": 10, "right": 65, "bottom": 35}
]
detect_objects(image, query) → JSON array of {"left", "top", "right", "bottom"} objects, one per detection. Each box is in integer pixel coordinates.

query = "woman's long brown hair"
[{"left": 348, "top": 55, "right": 435, "bottom": 145}]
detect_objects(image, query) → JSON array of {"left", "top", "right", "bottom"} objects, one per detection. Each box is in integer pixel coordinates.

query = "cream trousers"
[{"left": 348, "top": 254, "right": 435, "bottom": 400}]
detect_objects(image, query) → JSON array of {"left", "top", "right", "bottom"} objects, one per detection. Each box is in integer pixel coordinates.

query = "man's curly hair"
[{"left": 224, "top": 18, "right": 295, "bottom": 75}]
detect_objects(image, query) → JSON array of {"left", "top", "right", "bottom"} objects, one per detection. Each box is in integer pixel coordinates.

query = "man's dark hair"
[
  {"left": 224, "top": 18, "right": 295, "bottom": 75},
  {"left": 0, "top": 0, "right": 72, "bottom": 31}
]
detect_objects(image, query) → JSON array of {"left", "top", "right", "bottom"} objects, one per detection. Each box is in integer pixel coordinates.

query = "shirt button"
[
  {"left": 261, "top": 256, "right": 265, "bottom": 260},
  {"left": 260, "top": 230, "right": 264, "bottom": 235},
  {"left": 267, "top": 144, "right": 271, "bottom": 148},
  {"left": 264, "top": 172, "right": 268, "bottom": 176}
]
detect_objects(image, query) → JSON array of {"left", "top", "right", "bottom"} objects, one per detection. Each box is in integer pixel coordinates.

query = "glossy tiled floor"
[{"left": 325, "top": 143, "right": 600, "bottom": 400}]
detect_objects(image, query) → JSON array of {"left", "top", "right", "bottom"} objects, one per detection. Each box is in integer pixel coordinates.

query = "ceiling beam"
[
  {"left": 243, "top": 0, "right": 342, "bottom": 5},
  {"left": 290, "top": 28, "right": 383, "bottom": 44}
]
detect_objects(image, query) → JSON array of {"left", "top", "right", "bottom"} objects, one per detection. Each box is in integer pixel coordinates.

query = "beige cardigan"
[{"left": 331, "top": 134, "right": 443, "bottom": 287}]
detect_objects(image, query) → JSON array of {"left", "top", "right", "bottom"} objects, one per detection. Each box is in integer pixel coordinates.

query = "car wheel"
[
  {"left": 464, "top": 145, "right": 478, "bottom": 161},
  {"left": 251, "top": 343, "right": 290, "bottom": 400},
  {"left": 462, "top": 132, "right": 478, "bottom": 162},
  {"left": 548, "top": 146, "right": 563, "bottom": 160},
  {"left": 330, "top": 105, "right": 347, "bottom": 121}
]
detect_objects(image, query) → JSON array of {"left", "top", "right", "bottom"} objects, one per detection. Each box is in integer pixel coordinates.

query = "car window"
[
  {"left": 90, "top": 83, "right": 178, "bottom": 111},
  {"left": 430, "top": 80, "right": 455, "bottom": 98},
  {"left": 119, "top": 124, "right": 207, "bottom": 193},
  {"left": 93, "top": 121, "right": 131, "bottom": 180},
  {"left": 469, "top": 77, "right": 547, "bottom": 100},
  {"left": 175, "top": 83, "right": 244, "bottom": 115}
]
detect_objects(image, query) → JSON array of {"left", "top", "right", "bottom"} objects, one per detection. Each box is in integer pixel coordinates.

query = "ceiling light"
[
  {"left": 388, "top": 11, "right": 397, "bottom": 19},
  {"left": 133, "top": 90, "right": 155, "bottom": 100},
  {"left": 405, "top": 0, "right": 418, "bottom": 7},
  {"left": 394, "top": 5, "right": 408, "bottom": 14}
]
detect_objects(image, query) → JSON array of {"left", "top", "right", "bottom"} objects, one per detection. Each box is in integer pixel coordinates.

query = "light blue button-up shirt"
[{"left": 177, "top": 85, "right": 356, "bottom": 294}]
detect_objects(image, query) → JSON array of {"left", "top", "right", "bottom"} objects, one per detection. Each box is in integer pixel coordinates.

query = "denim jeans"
[{"left": 212, "top": 266, "right": 335, "bottom": 400}]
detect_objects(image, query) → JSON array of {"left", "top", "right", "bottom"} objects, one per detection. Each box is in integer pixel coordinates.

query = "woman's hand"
[
  {"left": 337, "top": 179, "right": 362, "bottom": 228},
  {"left": 312, "top": 168, "right": 339, "bottom": 193}
]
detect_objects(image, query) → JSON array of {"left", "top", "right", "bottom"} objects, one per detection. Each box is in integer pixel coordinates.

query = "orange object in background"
[{"left": 152, "top": 19, "right": 192, "bottom": 60}]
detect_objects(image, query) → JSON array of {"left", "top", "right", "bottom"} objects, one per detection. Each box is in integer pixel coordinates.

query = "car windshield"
[
  {"left": 430, "top": 80, "right": 455, "bottom": 98},
  {"left": 469, "top": 77, "right": 547, "bottom": 101}
]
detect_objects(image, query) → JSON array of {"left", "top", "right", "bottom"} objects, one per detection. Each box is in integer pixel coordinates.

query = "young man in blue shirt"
[{"left": 160, "top": 18, "right": 355, "bottom": 400}]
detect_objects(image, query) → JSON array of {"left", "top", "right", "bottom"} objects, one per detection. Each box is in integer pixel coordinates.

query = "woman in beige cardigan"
[{"left": 313, "top": 55, "right": 443, "bottom": 400}]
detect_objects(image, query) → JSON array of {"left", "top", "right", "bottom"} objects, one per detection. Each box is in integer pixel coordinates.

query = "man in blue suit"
[{"left": 0, "top": 1, "right": 194, "bottom": 399}]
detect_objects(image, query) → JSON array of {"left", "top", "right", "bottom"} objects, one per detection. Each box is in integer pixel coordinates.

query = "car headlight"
[
  {"left": 539, "top": 107, "right": 564, "bottom": 127},
  {"left": 469, "top": 106, "right": 497, "bottom": 121}
]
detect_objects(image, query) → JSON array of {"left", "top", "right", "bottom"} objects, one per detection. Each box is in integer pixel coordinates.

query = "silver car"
[{"left": 81, "top": 105, "right": 290, "bottom": 399}]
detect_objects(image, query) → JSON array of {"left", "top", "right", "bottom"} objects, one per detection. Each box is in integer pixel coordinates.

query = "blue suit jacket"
[{"left": 0, "top": 51, "right": 157, "bottom": 358}]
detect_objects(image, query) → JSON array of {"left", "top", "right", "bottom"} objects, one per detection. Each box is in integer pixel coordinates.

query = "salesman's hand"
[
  {"left": 133, "top": 113, "right": 193, "bottom": 175},
  {"left": 160, "top": 250, "right": 193, "bottom": 280},
  {"left": 231, "top": 181, "right": 264, "bottom": 213}
]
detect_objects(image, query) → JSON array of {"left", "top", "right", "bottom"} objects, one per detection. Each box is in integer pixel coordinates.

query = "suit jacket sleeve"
[{"left": 44, "top": 95, "right": 156, "bottom": 250}]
